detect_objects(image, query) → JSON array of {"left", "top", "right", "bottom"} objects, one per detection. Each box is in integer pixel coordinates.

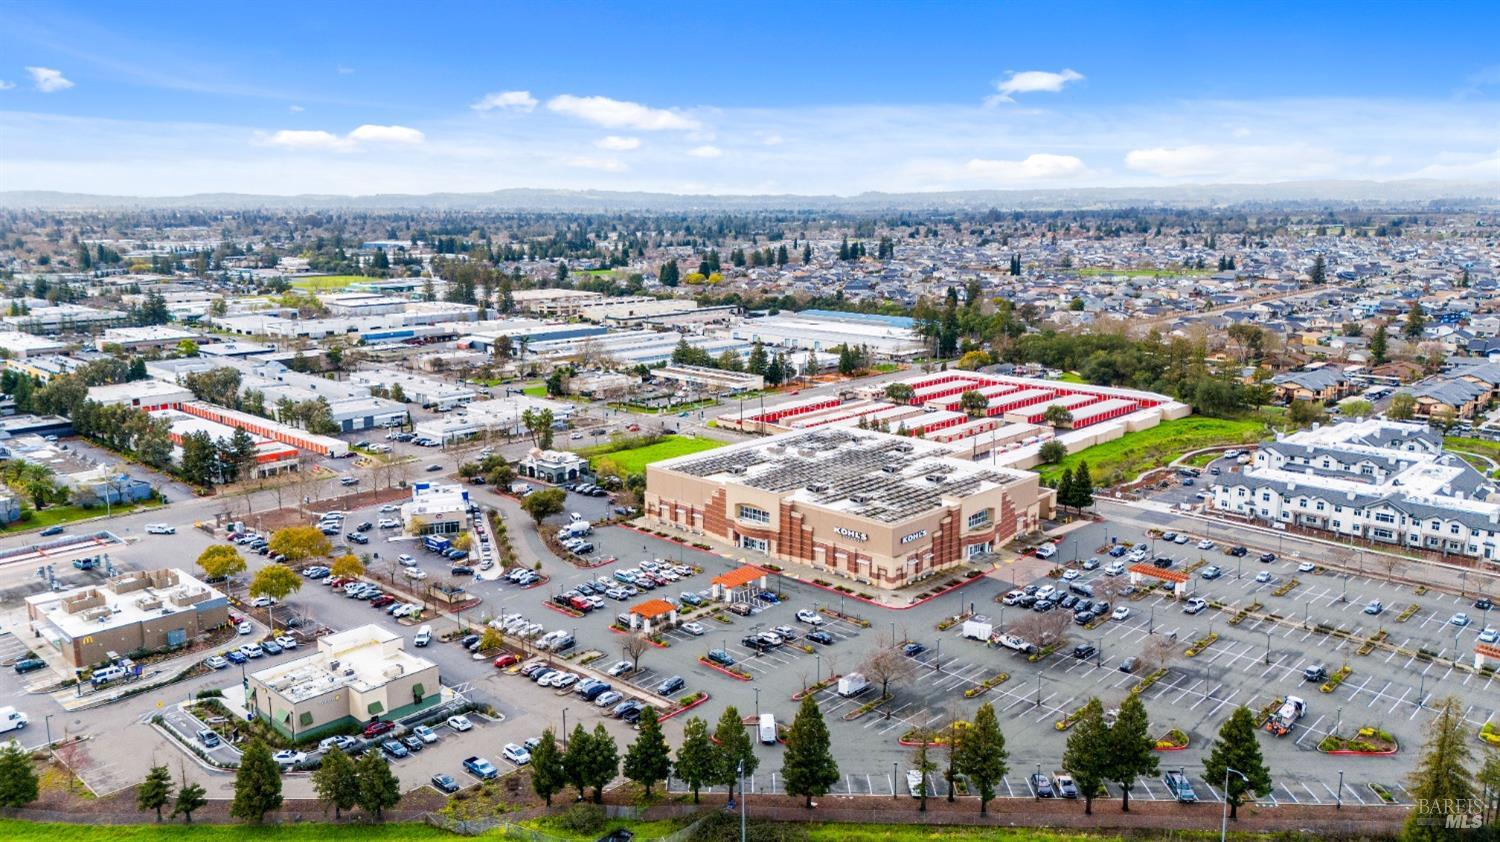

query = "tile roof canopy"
[
  {"left": 711, "top": 565, "right": 769, "bottom": 589},
  {"left": 1129, "top": 563, "right": 1188, "bottom": 583},
  {"left": 629, "top": 598, "right": 676, "bottom": 619}
]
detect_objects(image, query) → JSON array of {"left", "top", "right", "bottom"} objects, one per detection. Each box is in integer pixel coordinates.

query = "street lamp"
[
  {"left": 754, "top": 688, "right": 761, "bottom": 719},
  {"left": 892, "top": 761, "right": 899, "bottom": 801},
  {"left": 1264, "top": 630, "right": 1272, "bottom": 665},
  {"left": 1149, "top": 605, "right": 1155, "bottom": 635},
  {"left": 562, "top": 708, "right": 570, "bottom": 748},
  {"left": 1336, "top": 769, "right": 1344, "bottom": 810},
  {"left": 815, "top": 652, "right": 821, "bottom": 686},
  {"left": 1221, "top": 767, "right": 1249, "bottom": 841},
  {"left": 43, "top": 713, "right": 53, "bottom": 748}
]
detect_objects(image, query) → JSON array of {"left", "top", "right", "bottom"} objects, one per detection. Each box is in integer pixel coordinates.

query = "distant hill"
[{"left": 2, "top": 180, "right": 1496, "bottom": 212}]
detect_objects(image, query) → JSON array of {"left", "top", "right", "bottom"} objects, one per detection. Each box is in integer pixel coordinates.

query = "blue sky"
[{"left": 2, "top": 0, "right": 1497, "bottom": 195}]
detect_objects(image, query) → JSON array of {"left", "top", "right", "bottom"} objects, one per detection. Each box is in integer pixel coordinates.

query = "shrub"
[{"left": 556, "top": 803, "right": 606, "bottom": 833}]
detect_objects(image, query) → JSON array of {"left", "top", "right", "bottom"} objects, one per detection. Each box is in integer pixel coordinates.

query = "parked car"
[
  {"left": 431, "top": 772, "right": 460, "bottom": 793},
  {"left": 1030, "top": 772, "right": 1055, "bottom": 798},
  {"left": 447, "top": 715, "right": 474, "bottom": 732},
  {"left": 363, "top": 720, "right": 396, "bottom": 738}
]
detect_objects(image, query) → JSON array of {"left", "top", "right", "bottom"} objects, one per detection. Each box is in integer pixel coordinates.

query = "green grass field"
[
  {"left": 521, "top": 384, "right": 548, "bottom": 398},
  {"left": 1038, "top": 415, "right": 1267, "bottom": 485},
  {"left": 0, "top": 821, "right": 455, "bottom": 842},
  {"left": 584, "top": 435, "right": 726, "bottom": 474},
  {"left": 288, "top": 275, "right": 370, "bottom": 291},
  {"left": 1, "top": 499, "right": 162, "bottom": 534},
  {"left": 1056, "top": 372, "right": 1088, "bottom": 384}
]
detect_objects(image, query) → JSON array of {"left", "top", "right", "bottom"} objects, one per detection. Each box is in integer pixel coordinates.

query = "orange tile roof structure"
[
  {"left": 711, "top": 565, "right": 768, "bottom": 589},
  {"left": 1128, "top": 562, "right": 1189, "bottom": 584},
  {"left": 629, "top": 598, "right": 676, "bottom": 619}
]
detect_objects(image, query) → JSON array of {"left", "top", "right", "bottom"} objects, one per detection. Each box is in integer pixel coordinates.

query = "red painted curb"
[
  {"left": 1322, "top": 747, "right": 1399, "bottom": 756},
  {"left": 516, "top": 575, "right": 551, "bottom": 591},
  {"left": 659, "top": 692, "right": 710, "bottom": 721},
  {"left": 1153, "top": 745, "right": 1189, "bottom": 752},
  {"left": 698, "top": 657, "right": 753, "bottom": 681},
  {"left": 542, "top": 601, "right": 585, "bottom": 618},
  {"left": 792, "top": 675, "right": 841, "bottom": 701}
]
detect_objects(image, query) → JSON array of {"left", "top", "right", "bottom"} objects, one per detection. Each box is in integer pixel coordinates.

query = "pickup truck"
[
  {"left": 1163, "top": 769, "right": 1198, "bottom": 803},
  {"left": 996, "top": 633, "right": 1038, "bottom": 655},
  {"left": 463, "top": 755, "right": 498, "bottom": 779}
]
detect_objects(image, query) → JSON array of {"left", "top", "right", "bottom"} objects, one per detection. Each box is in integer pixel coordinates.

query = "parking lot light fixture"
[
  {"left": 892, "top": 761, "right": 898, "bottom": 801},
  {"left": 1221, "top": 767, "right": 1249, "bottom": 842},
  {"left": 754, "top": 688, "right": 760, "bottom": 719},
  {"left": 1264, "top": 630, "right": 1271, "bottom": 665}
]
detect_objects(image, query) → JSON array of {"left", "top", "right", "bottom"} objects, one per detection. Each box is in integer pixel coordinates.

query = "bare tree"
[
  {"left": 1140, "top": 634, "right": 1178, "bottom": 674},
  {"left": 859, "top": 645, "right": 916, "bottom": 701},
  {"left": 1091, "top": 575, "right": 1128, "bottom": 604},
  {"left": 1011, "top": 610, "right": 1070, "bottom": 650},
  {"left": 622, "top": 633, "right": 651, "bottom": 672}
]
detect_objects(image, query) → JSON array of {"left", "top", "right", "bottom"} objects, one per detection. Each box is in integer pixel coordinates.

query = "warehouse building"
[
  {"left": 652, "top": 364, "right": 764, "bottom": 394},
  {"left": 86, "top": 380, "right": 193, "bottom": 412},
  {"left": 510, "top": 288, "right": 607, "bottom": 316},
  {"left": 247, "top": 625, "right": 440, "bottom": 741},
  {"left": 411, "top": 394, "right": 573, "bottom": 444},
  {"left": 645, "top": 428, "right": 1052, "bottom": 589},
  {"left": 348, "top": 369, "right": 475, "bottom": 410},
  {"left": 26, "top": 568, "right": 228, "bottom": 669},
  {"left": 151, "top": 409, "right": 301, "bottom": 476}
]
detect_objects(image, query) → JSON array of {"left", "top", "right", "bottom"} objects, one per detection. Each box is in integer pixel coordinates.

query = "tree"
[
  {"left": 884, "top": 383, "right": 915, "bottom": 404},
  {"left": 530, "top": 729, "right": 567, "bottom": 807},
  {"left": 623, "top": 706, "right": 672, "bottom": 796},
  {"left": 583, "top": 723, "right": 619, "bottom": 804},
  {"left": 765, "top": 354, "right": 785, "bottom": 387},
  {"left": 1405, "top": 300, "right": 1427, "bottom": 341},
  {"left": 1288, "top": 400, "right": 1326, "bottom": 427},
  {"left": 1404, "top": 696, "right": 1476, "bottom": 841},
  {"left": 1387, "top": 392, "right": 1417, "bottom": 421},
  {"left": 673, "top": 716, "right": 716, "bottom": 804},
  {"left": 659, "top": 259, "right": 680, "bottom": 287},
  {"left": 1043, "top": 405, "right": 1073, "bottom": 429},
  {"left": 354, "top": 747, "right": 401, "bottom": 820},
  {"left": 955, "top": 701, "right": 1007, "bottom": 815},
  {"left": 1203, "top": 706, "right": 1272, "bottom": 821},
  {"left": 1062, "top": 699, "right": 1109, "bottom": 815},
  {"left": 958, "top": 390, "right": 989, "bottom": 418},
  {"left": 781, "top": 694, "right": 839, "bottom": 808},
  {"left": 1106, "top": 693, "right": 1158, "bottom": 812},
  {"left": 312, "top": 746, "right": 359, "bottom": 819},
  {"left": 746, "top": 343, "right": 768, "bottom": 376},
  {"left": 562, "top": 724, "right": 593, "bottom": 801},
  {"left": 268, "top": 525, "right": 331, "bottom": 563},
  {"left": 713, "top": 706, "right": 757, "bottom": 802},
  {"left": 1339, "top": 398, "right": 1374, "bottom": 418},
  {"left": 138, "top": 763, "right": 174, "bottom": 821},
  {"left": 1071, "top": 461, "right": 1094, "bottom": 509},
  {"left": 522, "top": 487, "right": 566, "bottom": 524},
  {"left": 1055, "top": 467, "right": 1076, "bottom": 511},
  {"left": 0, "top": 741, "right": 37, "bottom": 809},
  {"left": 1309, "top": 254, "right": 1326, "bottom": 285},
  {"left": 230, "top": 740, "right": 284, "bottom": 823},
  {"left": 859, "top": 645, "right": 915, "bottom": 701},
  {"left": 249, "top": 565, "right": 302, "bottom": 604},
  {"left": 196, "top": 544, "right": 246, "bottom": 581},
  {"left": 1038, "top": 440, "right": 1067, "bottom": 465},
  {"left": 330, "top": 553, "right": 364, "bottom": 580},
  {"left": 909, "top": 729, "right": 935, "bottom": 811},
  {"left": 1369, "top": 322, "right": 1389, "bottom": 365},
  {"left": 173, "top": 779, "right": 207, "bottom": 823}
]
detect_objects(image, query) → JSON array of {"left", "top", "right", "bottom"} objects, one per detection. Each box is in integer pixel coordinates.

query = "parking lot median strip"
[
  {"left": 1272, "top": 577, "right": 1301, "bottom": 597},
  {"left": 542, "top": 600, "right": 586, "bottom": 618},
  {"left": 1320, "top": 664, "right": 1352, "bottom": 693},
  {"left": 1129, "top": 668, "right": 1169, "bottom": 696},
  {"left": 660, "top": 691, "right": 711, "bottom": 722},
  {"left": 1255, "top": 697, "right": 1284, "bottom": 729},
  {"left": 1055, "top": 702, "right": 1091, "bottom": 731},
  {"left": 1228, "top": 601, "right": 1263, "bottom": 626},
  {"left": 793, "top": 675, "right": 840, "bottom": 701},
  {"left": 698, "top": 656, "right": 752, "bottom": 681},
  {"left": 842, "top": 693, "right": 893, "bottom": 721},
  {"left": 1396, "top": 604, "right": 1420, "bottom": 623},
  {"left": 1184, "top": 632, "right": 1219, "bottom": 657},
  {"left": 1318, "top": 726, "right": 1399, "bottom": 756},
  {"left": 1154, "top": 728, "right": 1189, "bottom": 751},
  {"left": 819, "top": 606, "right": 871, "bottom": 628},
  {"left": 962, "top": 672, "right": 1009, "bottom": 698},
  {"left": 1357, "top": 629, "right": 1388, "bottom": 656}
]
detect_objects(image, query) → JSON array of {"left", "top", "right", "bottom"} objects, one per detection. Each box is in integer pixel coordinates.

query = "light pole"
[
  {"left": 1035, "top": 673, "right": 1045, "bottom": 708},
  {"left": 1221, "top": 767, "right": 1249, "bottom": 841},
  {"left": 815, "top": 652, "right": 821, "bottom": 685},
  {"left": 1264, "top": 630, "right": 1272, "bottom": 665},
  {"left": 754, "top": 688, "right": 761, "bottom": 719},
  {"left": 562, "top": 708, "right": 570, "bottom": 748},
  {"left": 892, "top": 761, "right": 899, "bottom": 801},
  {"left": 891, "top": 621, "right": 897, "bottom": 646},
  {"left": 934, "top": 639, "right": 941, "bottom": 673},
  {"left": 1336, "top": 769, "right": 1344, "bottom": 810},
  {"left": 1149, "top": 605, "right": 1155, "bottom": 635},
  {"left": 43, "top": 713, "right": 53, "bottom": 748},
  {"left": 739, "top": 760, "right": 747, "bottom": 841},
  {"left": 1334, "top": 705, "right": 1342, "bottom": 737}
]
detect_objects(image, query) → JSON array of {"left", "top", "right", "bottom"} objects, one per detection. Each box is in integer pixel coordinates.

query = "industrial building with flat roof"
[
  {"left": 412, "top": 395, "right": 574, "bottom": 444},
  {"left": 247, "top": 625, "right": 440, "bottom": 741},
  {"left": 645, "top": 428, "right": 1052, "bottom": 590},
  {"left": 151, "top": 409, "right": 300, "bottom": 476},
  {"left": 26, "top": 568, "right": 228, "bottom": 668},
  {"left": 86, "top": 380, "right": 193, "bottom": 412}
]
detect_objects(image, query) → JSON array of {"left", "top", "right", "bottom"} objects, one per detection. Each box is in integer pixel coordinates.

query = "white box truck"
[
  {"left": 758, "top": 713, "right": 776, "bottom": 744},
  {"left": 837, "top": 673, "right": 869, "bottom": 697},
  {"left": 0, "top": 707, "right": 28, "bottom": 734},
  {"left": 960, "top": 619, "right": 993, "bottom": 641}
]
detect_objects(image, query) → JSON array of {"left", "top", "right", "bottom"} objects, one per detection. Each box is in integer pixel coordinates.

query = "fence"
[{"left": 423, "top": 810, "right": 712, "bottom": 841}]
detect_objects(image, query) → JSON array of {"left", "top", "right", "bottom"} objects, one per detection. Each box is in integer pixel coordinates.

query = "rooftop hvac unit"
[
  {"left": 925, "top": 475, "right": 945, "bottom": 484},
  {"left": 728, "top": 466, "right": 746, "bottom": 475},
  {"left": 806, "top": 483, "right": 828, "bottom": 492},
  {"left": 850, "top": 494, "right": 870, "bottom": 504}
]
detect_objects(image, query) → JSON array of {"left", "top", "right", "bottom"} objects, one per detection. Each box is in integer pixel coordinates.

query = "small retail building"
[
  {"left": 25, "top": 568, "right": 227, "bottom": 668},
  {"left": 247, "top": 625, "right": 440, "bottom": 741}
]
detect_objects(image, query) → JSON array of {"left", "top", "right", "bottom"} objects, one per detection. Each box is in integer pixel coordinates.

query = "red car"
[
  {"left": 370, "top": 595, "right": 396, "bottom": 608},
  {"left": 363, "top": 719, "right": 395, "bottom": 739},
  {"left": 493, "top": 653, "right": 518, "bottom": 669},
  {"left": 568, "top": 596, "right": 592, "bottom": 613},
  {"left": 327, "top": 577, "right": 348, "bottom": 588}
]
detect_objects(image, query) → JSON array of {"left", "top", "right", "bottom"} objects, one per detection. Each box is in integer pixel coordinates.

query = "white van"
[
  {"left": 91, "top": 665, "right": 128, "bottom": 686},
  {"left": 414, "top": 625, "right": 432, "bottom": 647},
  {"left": 0, "top": 707, "right": 28, "bottom": 734},
  {"left": 758, "top": 713, "right": 776, "bottom": 744}
]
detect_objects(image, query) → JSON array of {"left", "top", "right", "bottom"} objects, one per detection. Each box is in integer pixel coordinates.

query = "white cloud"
[
  {"left": 760, "top": 133, "right": 784, "bottom": 146},
  {"left": 1123, "top": 143, "right": 1363, "bottom": 180},
  {"left": 1403, "top": 149, "right": 1500, "bottom": 181},
  {"left": 562, "top": 155, "right": 627, "bottom": 172},
  {"left": 471, "top": 90, "right": 538, "bottom": 112},
  {"left": 963, "top": 154, "right": 1086, "bottom": 182},
  {"left": 988, "top": 68, "right": 1082, "bottom": 104},
  {"left": 595, "top": 135, "right": 641, "bottom": 150},
  {"left": 687, "top": 145, "right": 723, "bottom": 159},
  {"left": 547, "top": 94, "right": 700, "bottom": 131},
  {"left": 263, "top": 124, "right": 423, "bottom": 151},
  {"left": 288, "top": 105, "right": 304, "bottom": 113},
  {"left": 26, "top": 67, "right": 74, "bottom": 93},
  {"left": 347, "top": 124, "right": 425, "bottom": 144},
  {"left": 0, "top": 80, "right": 14, "bottom": 91}
]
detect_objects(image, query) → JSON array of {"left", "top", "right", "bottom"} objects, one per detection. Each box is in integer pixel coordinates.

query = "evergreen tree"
[
  {"left": 311, "top": 746, "right": 359, "bottom": 819},
  {"left": 623, "top": 706, "right": 672, "bottom": 796},
  {"left": 173, "top": 779, "right": 207, "bottom": 823},
  {"left": 747, "top": 342, "right": 768, "bottom": 376},
  {"left": 1203, "top": 706, "right": 1272, "bottom": 821},
  {"left": 583, "top": 723, "right": 619, "bottom": 804},
  {"left": 781, "top": 694, "right": 839, "bottom": 808},
  {"left": 673, "top": 716, "right": 716, "bottom": 804},
  {"left": 712, "top": 706, "right": 757, "bottom": 802},
  {"left": 1061, "top": 699, "right": 1109, "bottom": 815},
  {"left": 1309, "top": 254, "right": 1326, "bottom": 285},
  {"left": 909, "top": 730, "right": 935, "bottom": 811},
  {"left": 1072, "top": 461, "right": 1094, "bottom": 509},
  {"left": 802, "top": 243, "right": 813, "bottom": 263},
  {"left": 1369, "top": 322, "right": 1389, "bottom": 365},
  {"left": 1404, "top": 696, "right": 1476, "bottom": 841},
  {"left": 137, "top": 763, "right": 174, "bottom": 821},
  {"left": 563, "top": 724, "right": 593, "bottom": 801},
  {"left": 954, "top": 701, "right": 1008, "bottom": 815},
  {"left": 230, "top": 740, "right": 284, "bottom": 823},
  {"left": 0, "top": 742, "right": 37, "bottom": 809},
  {"left": 1405, "top": 300, "right": 1427, "bottom": 340},
  {"left": 776, "top": 245, "right": 788, "bottom": 266},
  {"left": 1107, "top": 690, "right": 1158, "bottom": 812},
  {"left": 354, "top": 747, "right": 401, "bottom": 820},
  {"left": 530, "top": 729, "right": 566, "bottom": 807},
  {"left": 659, "top": 259, "right": 680, "bottom": 288},
  {"left": 765, "top": 354, "right": 785, "bottom": 387},
  {"left": 1055, "top": 467, "right": 1075, "bottom": 510}
]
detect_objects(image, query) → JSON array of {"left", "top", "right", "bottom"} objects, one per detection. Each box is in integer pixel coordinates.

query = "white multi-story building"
[{"left": 1210, "top": 418, "right": 1500, "bottom": 561}]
